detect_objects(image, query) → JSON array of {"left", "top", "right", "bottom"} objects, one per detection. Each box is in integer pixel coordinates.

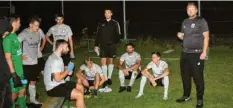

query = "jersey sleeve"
[
  {"left": 46, "top": 27, "right": 53, "bottom": 37},
  {"left": 146, "top": 62, "right": 153, "bottom": 69},
  {"left": 18, "top": 31, "right": 27, "bottom": 42},
  {"left": 120, "top": 54, "right": 125, "bottom": 62},
  {"left": 67, "top": 26, "right": 73, "bottom": 37},
  {"left": 80, "top": 64, "right": 85, "bottom": 71},
  {"left": 136, "top": 53, "right": 141, "bottom": 61},
  {"left": 2, "top": 38, "right": 12, "bottom": 53},
  {"left": 96, "top": 64, "right": 103, "bottom": 75},
  {"left": 162, "top": 62, "right": 168, "bottom": 70},
  {"left": 51, "top": 60, "right": 62, "bottom": 73},
  {"left": 180, "top": 21, "right": 185, "bottom": 33},
  {"left": 38, "top": 28, "right": 45, "bottom": 39},
  {"left": 201, "top": 18, "right": 209, "bottom": 33}
]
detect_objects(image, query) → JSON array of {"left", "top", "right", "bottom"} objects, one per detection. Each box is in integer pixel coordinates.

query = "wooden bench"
[{"left": 42, "top": 97, "right": 70, "bottom": 108}]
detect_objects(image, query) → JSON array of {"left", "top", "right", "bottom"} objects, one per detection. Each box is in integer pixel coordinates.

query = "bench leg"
[{"left": 65, "top": 100, "right": 70, "bottom": 108}]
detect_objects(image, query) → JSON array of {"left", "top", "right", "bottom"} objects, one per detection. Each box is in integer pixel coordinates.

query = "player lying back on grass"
[
  {"left": 76, "top": 56, "right": 105, "bottom": 98},
  {"left": 135, "top": 52, "right": 169, "bottom": 100}
]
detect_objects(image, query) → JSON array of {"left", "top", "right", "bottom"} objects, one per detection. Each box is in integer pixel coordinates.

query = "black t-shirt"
[
  {"left": 0, "top": 19, "right": 9, "bottom": 35},
  {"left": 180, "top": 16, "right": 209, "bottom": 53},
  {"left": 0, "top": 39, "right": 11, "bottom": 83}
]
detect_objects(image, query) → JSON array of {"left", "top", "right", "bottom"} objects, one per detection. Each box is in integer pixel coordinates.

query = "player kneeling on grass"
[
  {"left": 135, "top": 52, "right": 169, "bottom": 100},
  {"left": 43, "top": 40, "right": 85, "bottom": 108},
  {"left": 118, "top": 43, "right": 142, "bottom": 92},
  {"left": 76, "top": 56, "right": 105, "bottom": 98}
]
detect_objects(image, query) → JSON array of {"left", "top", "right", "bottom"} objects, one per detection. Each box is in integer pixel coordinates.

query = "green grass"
[{"left": 36, "top": 43, "right": 233, "bottom": 108}]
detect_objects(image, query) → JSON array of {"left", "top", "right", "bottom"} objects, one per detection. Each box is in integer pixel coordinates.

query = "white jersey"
[
  {"left": 146, "top": 60, "right": 168, "bottom": 76},
  {"left": 18, "top": 28, "right": 41, "bottom": 65},
  {"left": 37, "top": 28, "right": 45, "bottom": 58},
  {"left": 80, "top": 63, "right": 103, "bottom": 80},
  {"left": 120, "top": 52, "right": 141, "bottom": 68},
  {"left": 44, "top": 52, "right": 65, "bottom": 91},
  {"left": 46, "top": 24, "right": 73, "bottom": 51}
]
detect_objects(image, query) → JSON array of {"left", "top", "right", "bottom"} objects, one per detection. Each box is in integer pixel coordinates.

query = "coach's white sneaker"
[
  {"left": 135, "top": 93, "right": 143, "bottom": 99},
  {"left": 163, "top": 96, "right": 168, "bottom": 100}
]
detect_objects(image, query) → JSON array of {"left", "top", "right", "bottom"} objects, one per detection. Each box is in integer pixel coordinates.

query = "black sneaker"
[
  {"left": 126, "top": 86, "right": 131, "bottom": 92},
  {"left": 108, "top": 79, "right": 112, "bottom": 85},
  {"left": 196, "top": 100, "right": 203, "bottom": 108},
  {"left": 102, "top": 81, "right": 108, "bottom": 88},
  {"left": 119, "top": 86, "right": 126, "bottom": 93},
  {"left": 176, "top": 96, "right": 191, "bottom": 103}
]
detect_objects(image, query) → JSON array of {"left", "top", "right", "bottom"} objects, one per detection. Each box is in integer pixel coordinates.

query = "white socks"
[
  {"left": 162, "top": 76, "right": 169, "bottom": 98},
  {"left": 108, "top": 64, "right": 114, "bottom": 79},
  {"left": 119, "top": 70, "right": 125, "bottom": 87},
  {"left": 128, "top": 71, "right": 138, "bottom": 87},
  {"left": 28, "top": 85, "right": 40, "bottom": 104},
  {"left": 138, "top": 76, "right": 147, "bottom": 95},
  {"left": 101, "top": 65, "right": 108, "bottom": 81}
]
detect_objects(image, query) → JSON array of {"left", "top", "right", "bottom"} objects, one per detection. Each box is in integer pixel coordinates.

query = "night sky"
[{"left": 1, "top": 1, "right": 233, "bottom": 40}]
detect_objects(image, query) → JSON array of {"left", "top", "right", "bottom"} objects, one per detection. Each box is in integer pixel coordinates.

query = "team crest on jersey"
[
  {"left": 191, "top": 23, "right": 195, "bottom": 28},
  {"left": 102, "top": 24, "right": 105, "bottom": 26},
  {"left": 183, "top": 25, "right": 186, "bottom": 28}
]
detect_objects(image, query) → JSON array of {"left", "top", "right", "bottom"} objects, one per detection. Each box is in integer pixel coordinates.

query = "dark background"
[{"left": 1, "top": 1, "right": 233, "bottom": 40}]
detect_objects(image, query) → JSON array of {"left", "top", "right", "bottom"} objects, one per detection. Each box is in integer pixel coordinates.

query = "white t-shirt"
[
  {"left": 37, "top": 28, "right": 45, "bottom": 58},
  {"left": 18, "top": 28, "right": 41, "bottom": 65},
  {"left": 80, "top": 63, "right": 103, "bottom": 80},
  {"left": 146, "top": 60, "right": 168, "bottom": 76},
  {"left": 46, "top": 24, "right": 73, "bottom": 51},
  {"left": 120, "top": 52, "right": 141, "bottom": 68},
  {"left": 44, "top": 52, "right": 65, "bottom": 91}
]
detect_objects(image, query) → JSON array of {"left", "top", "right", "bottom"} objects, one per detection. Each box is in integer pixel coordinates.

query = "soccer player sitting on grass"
[
  {"left": 118, "top": 43, "right": 142, "bottom": 92},
  {"left": 135, "top": 52, "right": 169, "bottom": 100},
  {"left": 76, "top": 56, "right": 105, "bottom": 98}
]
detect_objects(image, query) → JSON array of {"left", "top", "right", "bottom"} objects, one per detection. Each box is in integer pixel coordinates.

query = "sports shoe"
[
  {"left": 126, "top": 86, "right": 131, "bottom": 92},
  {"left": 176, "top": 96, "right": 191, "bottom": 103},
  {"left": 93, "top": 89, "right": 97, "bottom": 96},
  {"left": 135, "top": 93, "right": 143, "bottom": 99},
  {"left": 119, "top": 86, "right": 126, "bottom": 93},
  {"left": 107, "top": 79, "right": 112, "bottom": 85},
  {"left": 196, "top": 100, "right": 203, "bottom": 108}
]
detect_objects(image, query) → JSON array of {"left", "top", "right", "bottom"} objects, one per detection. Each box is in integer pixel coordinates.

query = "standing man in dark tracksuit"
[
  {"left": 0, "top": 18, "right": 12, "bottom": 108},
  {"left": 176, "top": 3, "right": 209, "bottom": 108},
  {"left": 94, "top": 9, "right": 121, "bottom": 88}
]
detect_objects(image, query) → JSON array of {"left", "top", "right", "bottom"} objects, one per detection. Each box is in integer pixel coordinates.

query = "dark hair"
[
  {"left": 187, "top": 2, "right": 198, "bottom": 9},
  {"left": 55, "top": 13, "right": 64, "bottom": 19},
  {"left": 29, "top": 16, "right": 41, "bottom": 24},
  {"left": 55, "top": 39, "right": 68, "bottom": 49},
  {"left": 125, "top": 43, "right": 135, "bottom": 48},
  {"left": 7, "top": 14, "right": 20, "bottom": 32},
  {"left": 84, "top": 56, "right": 93, "bottom": 65},
  {"left": 151, "top": 52, "right": 161, "bottom": 57},
  {"left": 104, "top": 9, "right": 113, "bottom": 13}
]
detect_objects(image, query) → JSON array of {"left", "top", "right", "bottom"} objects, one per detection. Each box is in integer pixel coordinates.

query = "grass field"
[{"left": 36, "top": 42, "right": 233, "bottom": 108}]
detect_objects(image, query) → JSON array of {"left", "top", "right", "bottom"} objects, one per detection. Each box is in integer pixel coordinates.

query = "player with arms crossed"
[
  {"left": 43, "top": 40, "right": 85, "bottom": 108},
  {"left": 45, "top": 13, "right": 74, "bottom": 81},
  {"left": 76, "top": 56, "right": 105, "bottom": 98},
  {"left": 118, "top": 43, "right": 141, "bottom": 92},
  {"left": 135, "top": 52, "right": 169, "bottom": 100},
  {"left": 3, "top": 15, "right": 27, "bottom": 108}
]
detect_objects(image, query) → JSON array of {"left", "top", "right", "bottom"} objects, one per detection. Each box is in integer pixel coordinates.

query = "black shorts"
[
  {"left": 23, "top": 64, "right": 41, "bottom": 81},
  {"left": 100, "top": 44, "right": 116, "bottom": 58},
  {"left": 125, "top": 71, "right": 142, "bottom": 80},
  {"left": 88, "top": 80, "right": 94, "bottom": 86},
  {"left": 47, "top": 81, "right": 76, "bottom": 100},
  {"left": 61, "top": 54, "right": 70, "bottom": 66},
  {"left": 150, "top": 78, "right": 164, "bottom": 86},
  {"left": 38, "top": 58, "right": 45, "bottom": 71}
]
